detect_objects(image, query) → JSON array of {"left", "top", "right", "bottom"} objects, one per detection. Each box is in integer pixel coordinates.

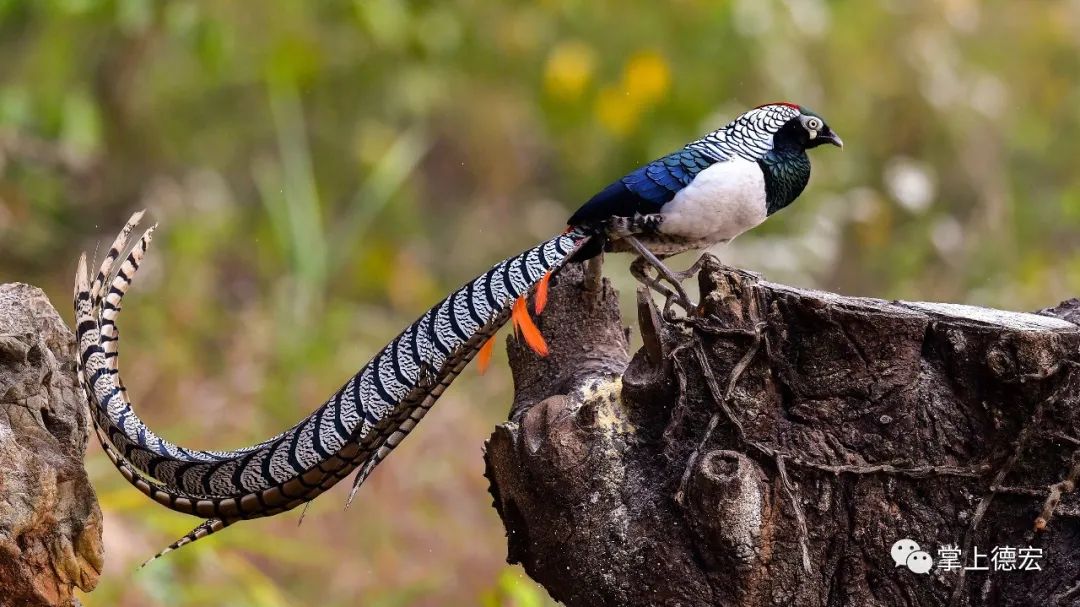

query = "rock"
[{"left": 0, "top": 283, "right": 103, "bottom": 607}]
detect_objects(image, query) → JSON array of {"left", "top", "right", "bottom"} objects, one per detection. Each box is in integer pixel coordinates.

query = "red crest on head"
[{"left": 755, "top": 101, "right": 801, "bottom": 110}]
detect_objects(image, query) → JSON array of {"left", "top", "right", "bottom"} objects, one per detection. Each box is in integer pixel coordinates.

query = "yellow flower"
[
  {"left": 623, "top": 50, "right": 671, "bottom": 106},
  {"left": 544, "top": 41, "right": 596, "bottom": 101},
  {"left": 596, "top": 85, "right": 640, "bottom": 137}
]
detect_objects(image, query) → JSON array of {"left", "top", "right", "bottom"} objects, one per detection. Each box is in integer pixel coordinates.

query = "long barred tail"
[
  {"left": 137, "top": 518, "right": 232, "bottom": 569},
  {"left": 75, "top": 212, "right": 592, "bottom": 565}
]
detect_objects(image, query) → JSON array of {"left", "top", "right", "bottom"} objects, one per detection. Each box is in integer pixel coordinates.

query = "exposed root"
[{"left": 1035, "top": 451, "right": 1080, "bottom": 531}]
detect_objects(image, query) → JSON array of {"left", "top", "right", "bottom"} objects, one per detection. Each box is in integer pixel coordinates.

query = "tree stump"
[
  {"left": 485, "top": 255, "right": 1080, "bottom": 607},
  {"left": 0, "top": 284, "right": 103, "bottom": 607}
]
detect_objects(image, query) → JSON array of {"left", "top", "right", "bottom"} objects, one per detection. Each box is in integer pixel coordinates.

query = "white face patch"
[{"left": 801, "top": 115, "right": 823, "bottom": 140}]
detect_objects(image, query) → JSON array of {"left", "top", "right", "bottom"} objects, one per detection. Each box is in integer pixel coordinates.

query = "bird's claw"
[
  {"left": 629, "top": 253, "right": 702, "bottom": 321},
  {"left": 661, "top": 290, "right": 696, "bottom": 321}
]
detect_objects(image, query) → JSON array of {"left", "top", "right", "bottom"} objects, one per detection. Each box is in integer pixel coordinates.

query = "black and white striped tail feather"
[
  {"left": 77, "top": 358, "right": 247, "bottom": 568},
  {"left": 81, "top": 220, "right": 434, "bottom": 493},
  {"left": 85, "top": 214, "right": 588, "bottom": 497},
  {"left": 82, "top": 221, "right": 284, "bottom": 463},
  {"left": 77, "top": 232, "right": 304, "bottom": 564},
  {"left": 85, "top": 377, "right": 369, "bottom": 568},
  {"left": 91, "top": 416, "right": 236, "bottom": 570},
  {"left": 81, "top": 227, "right": 267, "bottom": 481},
  {"left": 87, "top": 403, "right": 236, "bottom": 570},
  {"left": 90, "top": 411, "right": 236, "bottom": 570},
  {"left": 76, "top": 213, "right": 592, "bottom": 565},
  {"left": 76, "top": 223, "right": 330, "bottom": 494},
  {"left": 340, "top": 233, "right": 590, "bottom": 504},
  {"left": 83, "top": 221, "right": 588, "bottom": 484},
  {"left": 74, "top": 226, "right": 352, "bottom": 566},
  {"left": 117, "top": 307, "right": 521, "bottom": 566},
  {"left": 344, "top": 307, "right": 507, "bottom": 508},
  {"left": 139, "top": 519, "right": 231, "bottom": 569}
]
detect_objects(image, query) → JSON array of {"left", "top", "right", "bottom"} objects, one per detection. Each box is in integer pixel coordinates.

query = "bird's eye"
[{"left": 805, "top": 117, "right": 822, "bottom": 131}]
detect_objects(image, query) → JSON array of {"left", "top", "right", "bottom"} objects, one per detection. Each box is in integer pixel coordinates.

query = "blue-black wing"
[{"left": 567, "top": 147, "right": 721, "bottom": 227}]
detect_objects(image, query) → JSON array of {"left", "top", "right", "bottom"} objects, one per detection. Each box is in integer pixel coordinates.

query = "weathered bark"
[
  {"left": 0, "top": 284, "right": 103, "bottom": 607},
  {"left": 485, "top": 255, "right": 1080, "bottom": 607}
]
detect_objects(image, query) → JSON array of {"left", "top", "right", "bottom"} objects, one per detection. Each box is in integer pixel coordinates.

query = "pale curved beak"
[{"left": 822, "top": 131, "right": 844, "bottom": 149}]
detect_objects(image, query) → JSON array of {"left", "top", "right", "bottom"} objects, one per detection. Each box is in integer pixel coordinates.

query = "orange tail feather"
[
  {"left": 534, "top": 271, "right": 551, "bottom": 315},
  {"left": 511, "top": 296, "right": 549, "bottom": 357},
  {"left": 477, "top": 335, "right": 497, "bottom": 374}
]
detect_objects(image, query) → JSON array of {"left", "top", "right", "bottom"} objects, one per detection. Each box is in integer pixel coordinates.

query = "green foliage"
[
  {"left": 479, "top": 568, "right": 558, "bottom": 607},
  {"left": 2, "top": 1, "right": 1080, "bottom": 605}
]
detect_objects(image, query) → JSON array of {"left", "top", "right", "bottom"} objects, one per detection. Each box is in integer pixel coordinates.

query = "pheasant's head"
[{"left": 753, "top": 102, "right": 843, "bottom": 151}]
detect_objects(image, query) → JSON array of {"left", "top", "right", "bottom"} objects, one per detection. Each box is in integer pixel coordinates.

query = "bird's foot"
[
  {"left": 626, "top": 237, "right": 700, "bottom": 320},
  {"left": 659, "top": 255, "right": 708, "bottom": 319},
  {"left": 629, "top": 257, "right": 683, "bottom": 315}
]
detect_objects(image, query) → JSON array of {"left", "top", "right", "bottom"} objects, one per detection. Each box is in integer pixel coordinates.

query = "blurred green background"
[{"left": 2, "top": 0, "right": 1080, "bottom": 605}]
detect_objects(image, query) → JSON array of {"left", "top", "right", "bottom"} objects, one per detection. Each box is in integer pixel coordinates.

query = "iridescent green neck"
[{"left": 759, "top": 148, "right": 811, "bottom": 215}]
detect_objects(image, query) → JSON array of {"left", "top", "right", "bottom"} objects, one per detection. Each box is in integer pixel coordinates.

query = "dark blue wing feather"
[{"left": 567, "top": 148, "right": 719, "bottom": 226}]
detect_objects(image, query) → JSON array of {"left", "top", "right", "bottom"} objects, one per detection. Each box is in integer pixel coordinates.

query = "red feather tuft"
[{"left": 755, "top": 101, "right": 801, "bottom": 110}]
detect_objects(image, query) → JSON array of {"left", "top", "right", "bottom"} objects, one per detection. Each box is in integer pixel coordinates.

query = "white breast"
[{"left": 657, "top": 159, "right": 768, "bottom": 244}]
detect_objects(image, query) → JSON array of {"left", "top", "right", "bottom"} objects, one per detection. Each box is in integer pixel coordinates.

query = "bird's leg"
[
  {"left": 629, "top": 257, "right": 677, "bottom": 301},
  {"left": 624, "top": 236, "right": 695, "bottom": 315},
  {"left": 604, "top": 215, "right": 698, "bottom": 316},
  {"left": 633, "top": 259, "right": 689, "bottom": 321},
  {"left": 660, "top": 255, "right": 709, "bottom": 318},
  {"left": 630, "top": 258, "right": 682, "bottom": 320},
  {"left": 669, "top": 254, "right": 707, "bottom": 283}
]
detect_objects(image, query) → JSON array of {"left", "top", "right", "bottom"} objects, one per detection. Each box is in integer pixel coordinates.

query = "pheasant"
[{"left": 73, "top": 102, "right": 840, "bottom": 566}]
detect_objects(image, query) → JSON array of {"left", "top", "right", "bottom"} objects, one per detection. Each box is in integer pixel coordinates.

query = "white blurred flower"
[
  {"left": 943, "top": 0, "right": 980, "bottom": 32},
  {"left": 910, "top": 29, "right": 963, "bottom": 108},
  {"left": 848, "top": 187, "right": 884, "bottom": 223},
  {"left": 784, "top": 0, "right": 831, "bottom": 38},
  {"left": 884, "top": 157, "right": 936, "bottom": 213},
  {"left": 734, "top": 0, "right": 774, "bottom": 36},
  {"left": 931, "top": 215, "right": 964, "bottom": 255},
  {"left": 969, "top": 73, "right": 1008, "bottom": 118},
  {"left": 186, "top": 168, "right": 234, "bottom": 212}
]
